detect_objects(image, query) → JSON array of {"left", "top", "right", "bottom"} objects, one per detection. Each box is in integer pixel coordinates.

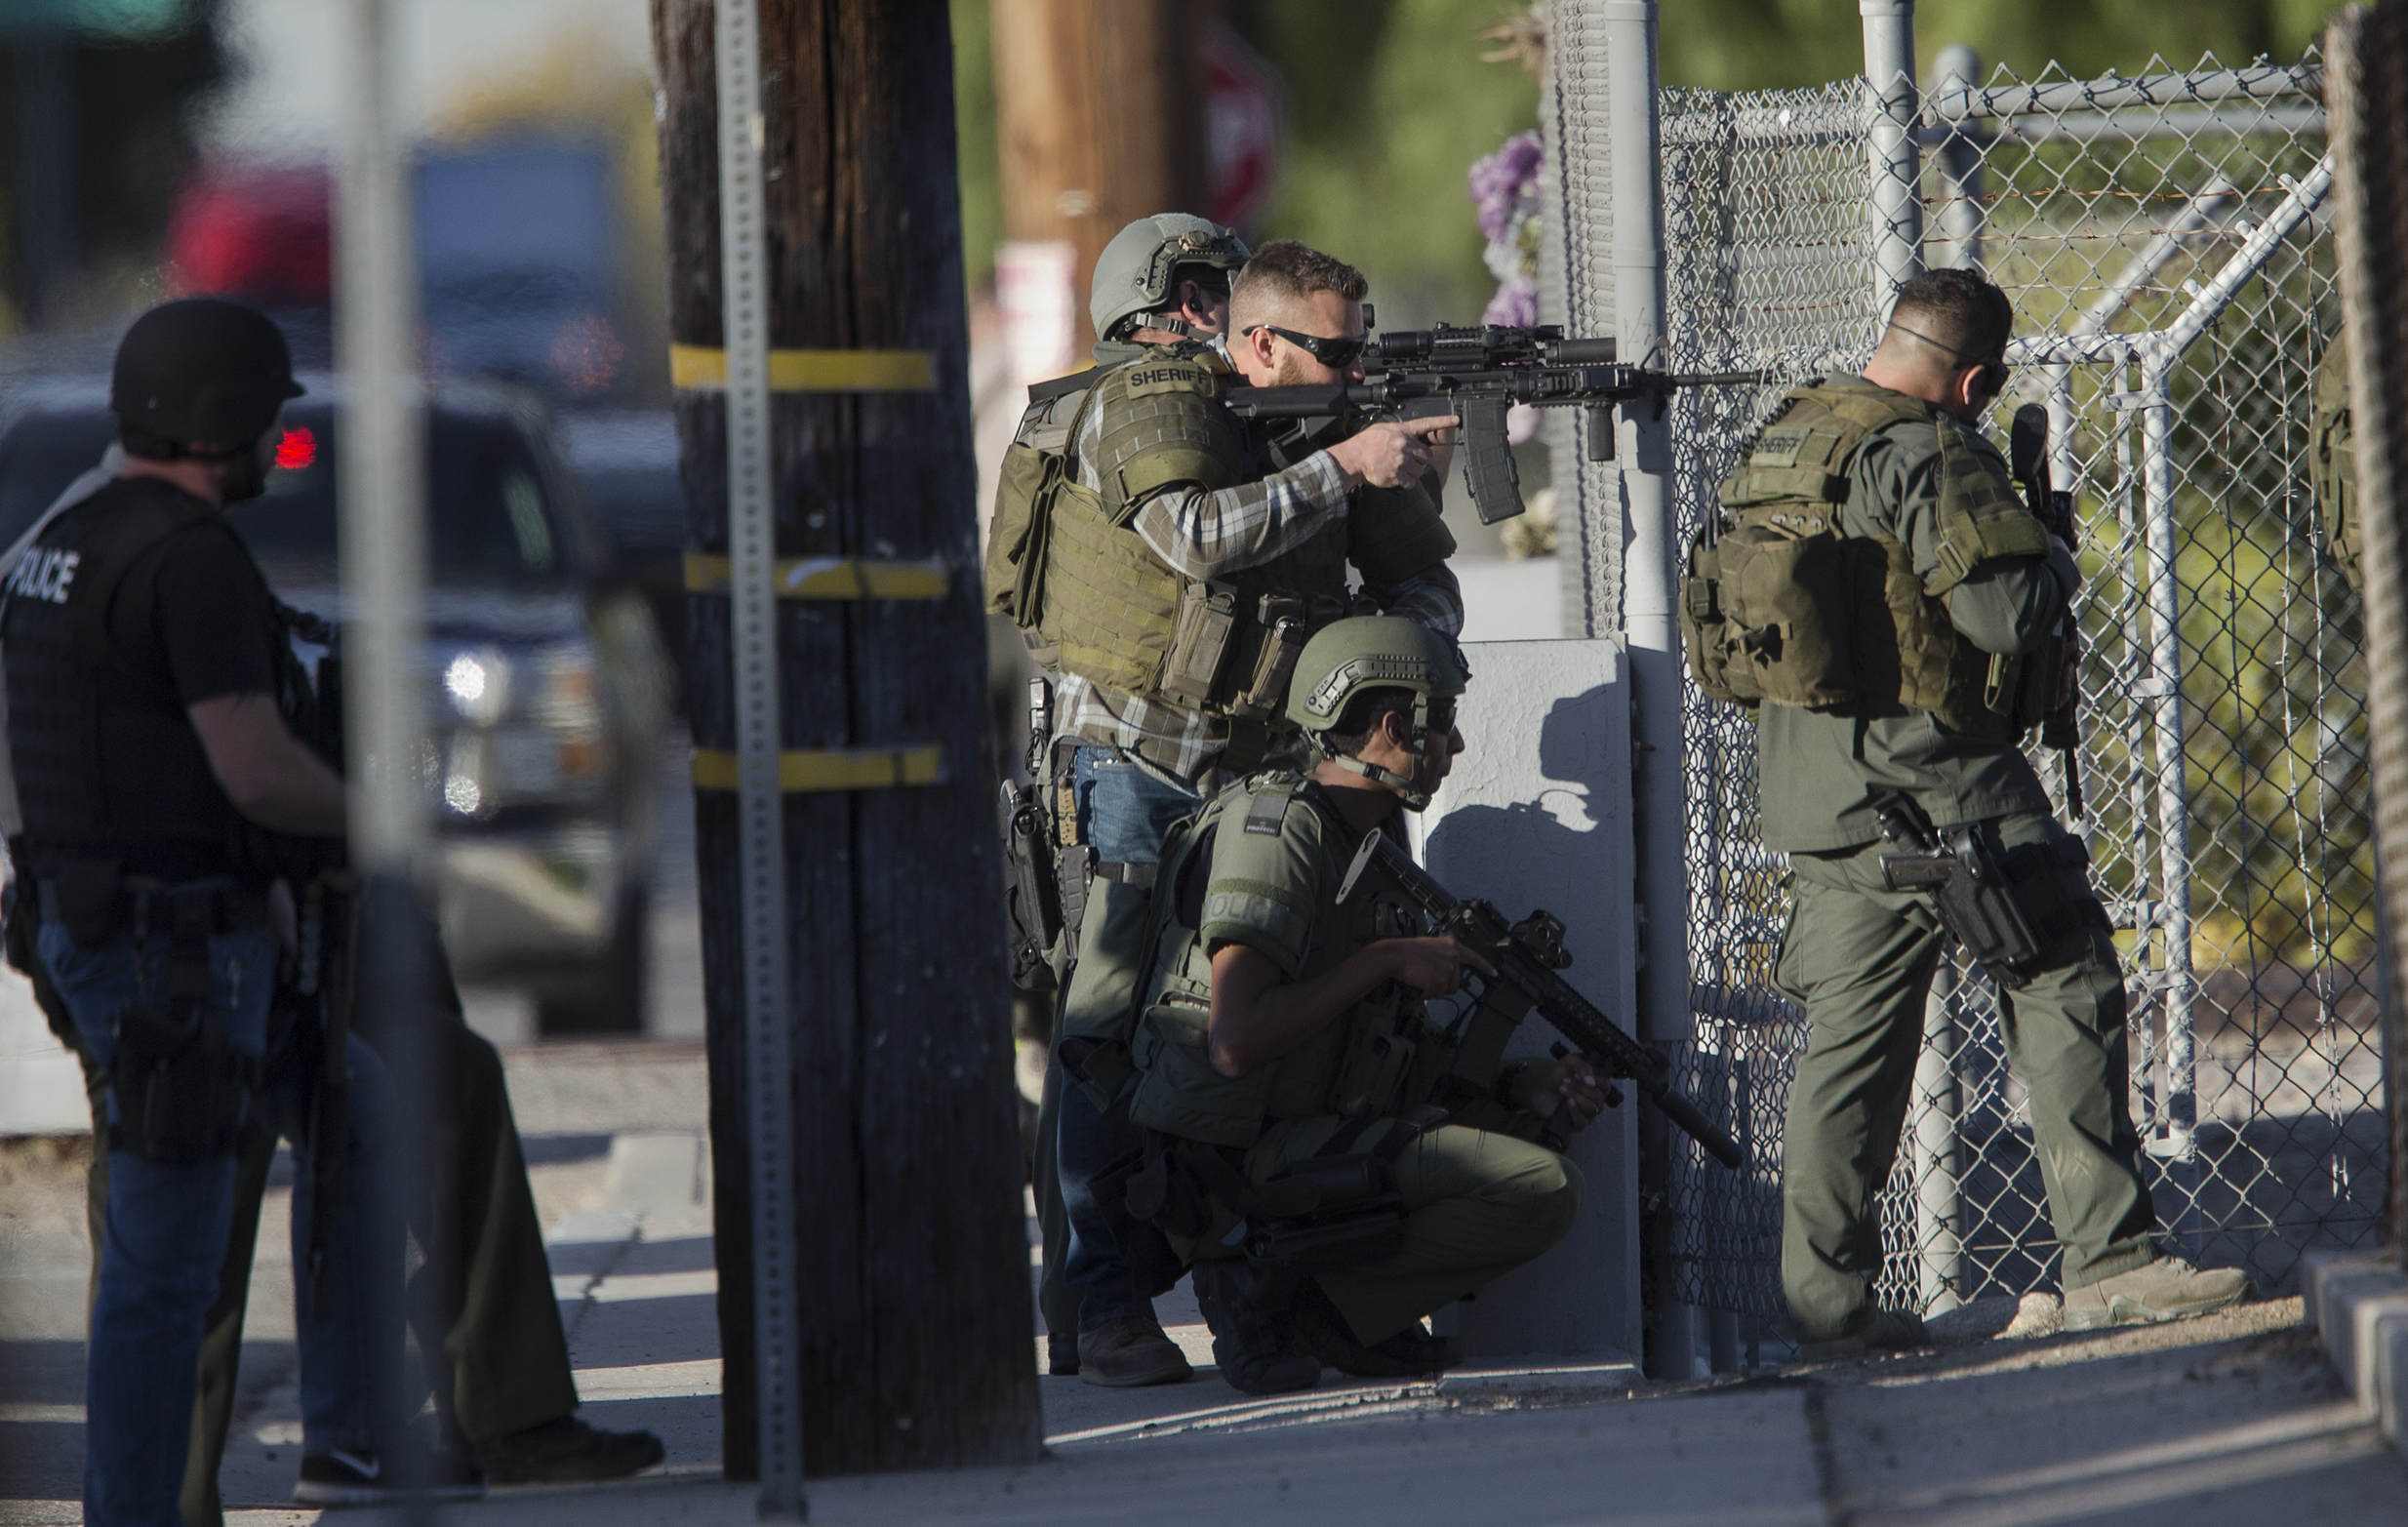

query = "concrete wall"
[{"left": 1417, "top": 637, "right": 1641, "bottom": 1360}]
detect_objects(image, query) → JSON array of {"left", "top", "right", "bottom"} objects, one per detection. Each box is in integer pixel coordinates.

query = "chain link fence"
[{"left": 1554, "top": 46, "right": 2387, "bottom": 1337}]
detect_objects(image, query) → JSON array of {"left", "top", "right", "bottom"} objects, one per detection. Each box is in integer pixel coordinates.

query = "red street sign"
[{"left": 1208, "top": 25, "right": 1286, "bottom": 237}]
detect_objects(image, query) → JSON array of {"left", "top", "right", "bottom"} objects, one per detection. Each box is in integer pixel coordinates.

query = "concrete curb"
[{"left": 2304, "top": 1247, "right": 2408, "bottom": 1450}]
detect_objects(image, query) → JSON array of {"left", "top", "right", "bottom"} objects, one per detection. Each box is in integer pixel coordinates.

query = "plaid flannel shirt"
[{"left": 1054, "top": 395, "right": 1464, "bottom": 787}]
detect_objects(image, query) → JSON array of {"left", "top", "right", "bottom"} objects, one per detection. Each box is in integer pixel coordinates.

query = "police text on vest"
[{"left": 7, "top": 548, "right": 78, "bottom": 605}]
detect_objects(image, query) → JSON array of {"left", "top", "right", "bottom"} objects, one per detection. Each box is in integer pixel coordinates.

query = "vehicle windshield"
[{"left": 0, "top": 405, "right": 574, "bottom": 589}]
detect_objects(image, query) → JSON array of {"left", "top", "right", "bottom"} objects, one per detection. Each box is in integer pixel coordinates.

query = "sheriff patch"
[
  {"left": 7, "top": 547, "right": 79, "bottom": 605},
  {"left": 1124, "top": 364, "right": 1212, "bottom": 396}
]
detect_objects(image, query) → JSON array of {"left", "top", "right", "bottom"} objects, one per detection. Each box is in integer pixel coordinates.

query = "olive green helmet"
[
  {"left": 1287, "top": 617, "right": 1469, "bottom": 811},
  {"left": 1090, "top": 214, "right": 1251, "bottom": 342}
]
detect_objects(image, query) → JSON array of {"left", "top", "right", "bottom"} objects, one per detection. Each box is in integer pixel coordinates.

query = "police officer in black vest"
[
  {"left": 3, "top": 299, "right": 437, "bottom": 1520},
  {"left": 7, "top": 300, "right": 667, "bottom": 1519}
]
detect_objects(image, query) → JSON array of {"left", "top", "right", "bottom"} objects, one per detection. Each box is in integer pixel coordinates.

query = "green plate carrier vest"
[
  {"left": 1682, "top": 380, "right": 2054, "bottom": 742},
  {"left": 981, "top": 346, "right": 1453, "bottom": 729},
  {"left": 1124, "top": 774, "right": 1456, "bottom": 1148}
]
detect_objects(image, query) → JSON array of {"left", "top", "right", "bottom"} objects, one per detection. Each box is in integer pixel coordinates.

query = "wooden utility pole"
[
  {"left": 650, "top": 0, "right": 1042, "bottom": 1479},
  {"left": 989, "top": 0, "right": 1212, "bottom": 340}
]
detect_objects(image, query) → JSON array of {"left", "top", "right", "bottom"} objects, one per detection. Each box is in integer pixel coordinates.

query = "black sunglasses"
[
  {"left": 1246, "top": 324, "right": 1368, "bottom": 370},
  {"left": 1884, "top": 319, "right": 2009, "bottom": 398}
]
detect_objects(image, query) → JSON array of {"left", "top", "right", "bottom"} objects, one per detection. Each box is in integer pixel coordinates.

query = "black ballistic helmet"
[{"left": 110, "top": 298, "right": 305, "bottom": 452}]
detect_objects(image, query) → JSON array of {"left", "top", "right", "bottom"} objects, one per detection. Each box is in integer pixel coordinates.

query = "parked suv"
[{"left": 0, "top": 382, "right": 672, "bottom": 1033}]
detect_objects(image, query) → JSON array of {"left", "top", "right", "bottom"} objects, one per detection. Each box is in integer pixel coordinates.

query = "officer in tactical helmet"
[
  {"left": 989, "top": 221, "right": 1467, "bottom": 1388},
  {"left": 1687, "top": 267, "right": 2248, "bottom": 1353},
  {"left": 0, "top": 298, "right": 426, "bottom": 1520},
  {"left": 1118, "top": 617, "right": 1599, "bottom": 1395}
]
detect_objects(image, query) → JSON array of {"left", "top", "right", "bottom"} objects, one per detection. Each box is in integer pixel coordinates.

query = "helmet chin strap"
[{"left": 1315, "top": 694, "right": 1435, "bottom": 812}]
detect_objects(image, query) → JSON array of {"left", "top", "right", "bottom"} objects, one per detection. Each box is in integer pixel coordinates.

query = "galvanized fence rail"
[{"left": 1559, "top": 46, "right": 2387, "bottom": 1343}]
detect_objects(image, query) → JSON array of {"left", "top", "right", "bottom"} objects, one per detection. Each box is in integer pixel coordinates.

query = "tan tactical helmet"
[
  {"left": 1287, "top": 616, "right": 1469, "bottom": 810},
  {"left": 1089, "top": 214, "right": 1251, "bottom": 342}
]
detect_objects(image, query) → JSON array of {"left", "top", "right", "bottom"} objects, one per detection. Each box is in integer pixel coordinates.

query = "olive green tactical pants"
[
  {"left": 76, "top": 956, "right": 577, "bottom": 1526},
  {"left": 1776, "top": 810, "right": 2157, "bottom": 1344},
  {"left": 1242, "top": 1117, "right": 1584, "bottom": 1348}
]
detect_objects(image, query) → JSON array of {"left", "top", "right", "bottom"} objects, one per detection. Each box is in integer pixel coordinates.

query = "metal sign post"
[
  {"left": 336, "top": 0, "right": 432, "bottom": 1514},
  {"left": 712, "top": 0, "right": 806, "bottom": 1516}
]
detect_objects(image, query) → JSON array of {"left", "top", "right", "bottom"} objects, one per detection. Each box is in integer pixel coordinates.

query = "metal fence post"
[
  {"left": 2136, "top": 347, "right": 2203, "bottom": 1264},
  {"left": 1908, "top": 956, "right": 1966, "bottom": 1313},
  {"left": 336, "top": 3, "right": 432, "bottom": 1509},
  {"left": 713, "top": 0, "right": 805, "bottom": 1514},
  {"left": 1602, "top": 0, "right": 1701, "bottom": 1382},
  {"left": 1928, "top": 45, "right": 1985, "bottom": 271},
  {"left": 1861, "top": 0, "right": 1924, "bottom": 316}
]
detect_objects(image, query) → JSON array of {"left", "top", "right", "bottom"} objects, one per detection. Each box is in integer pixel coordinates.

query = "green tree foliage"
[
  {"left": 1247, "top": 0, "right": 1538, "bottom": 326},
  {"left": 1661, "top": 0, "right": 2336, "bottom": 92}
]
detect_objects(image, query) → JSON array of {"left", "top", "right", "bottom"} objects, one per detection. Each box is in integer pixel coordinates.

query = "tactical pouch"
[
  {"left": 1697, "top": 513, "right": 1858, "bottom": 708},
  {"left": 109, "top": 1000, "right": 254, "bottom": 1165},
  {"left": 1158, "top": 582, "right": 1241, "bottom": 707},
  {"left": 1224, "top": 594, "right": 1311, "bottom": 721},
  {"left": 1245, "top": 1154, "right": 1407, "bottom": 1271},
  {"left": 983, "top": 441, "right": 1057, "bottom": 623}
]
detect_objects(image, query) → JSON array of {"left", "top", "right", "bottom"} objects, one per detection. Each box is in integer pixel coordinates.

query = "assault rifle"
[
  {"left": 2008, "top": 403, "right": 2084, "bottom": 819},
  {"left": 1335, "top": 828, "right": 1746, "bottom": 1170},
  {"left": 1220, "top": 323, "right": 1765, "bottom": 526}
]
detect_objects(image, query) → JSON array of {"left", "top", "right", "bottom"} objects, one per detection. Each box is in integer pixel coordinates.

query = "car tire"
[{"left": 534, "top": 881, "right": 651, "bottom": 1037}]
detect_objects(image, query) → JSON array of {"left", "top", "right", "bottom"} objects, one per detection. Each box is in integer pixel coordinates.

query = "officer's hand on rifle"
[
  {"left": 1326, "top": 415, "right": 1462, "bottom": 492},
  {"left": 1375, "top": 934, "right": 1495, "bottom": 998},
  {"left": 1512, "top": 1052, "right": 1608, "bottom": 1131}
]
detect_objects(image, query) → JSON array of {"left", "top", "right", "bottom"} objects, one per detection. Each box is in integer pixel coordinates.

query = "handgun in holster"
[{"left": 1870, "top": 790, "right": 2100, "bottom": 990}]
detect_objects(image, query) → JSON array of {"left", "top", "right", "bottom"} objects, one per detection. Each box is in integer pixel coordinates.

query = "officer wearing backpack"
[
  {"left": 984, "top": 223, "right": 1464, "bottom": 1386},
  {"left": 1119, "top": 617, "right": 1601, "bottom": 1394},
  {"left": 1681, "top": 267, "right": 2249, "bottom": 1351}
]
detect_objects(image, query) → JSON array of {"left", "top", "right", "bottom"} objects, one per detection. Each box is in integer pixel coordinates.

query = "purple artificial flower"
[
  {"left": 1468, "top": 131, "right": 1545, "bottom": 243},
  {"left": 1483, "top": 281, "right": 1539, "bottom": 328}
]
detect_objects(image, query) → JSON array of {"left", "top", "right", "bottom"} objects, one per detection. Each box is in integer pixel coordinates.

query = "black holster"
[
  {"left": 1879, "top": 814, "right": 2104, "bottom": 989},
  {"left": 86, "top": 874, "right": 268, "bottom": 1166}
]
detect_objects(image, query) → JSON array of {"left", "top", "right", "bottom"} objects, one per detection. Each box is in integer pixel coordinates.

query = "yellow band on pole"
[
  {"left": 691, "top": 745, "right": 944, "bottom": 793},
  {"left": 683, "top": 552, "right": 949, "bottom": 601},
  {"left": 670, "top": 343, "right": 937, "bottom": 392}
]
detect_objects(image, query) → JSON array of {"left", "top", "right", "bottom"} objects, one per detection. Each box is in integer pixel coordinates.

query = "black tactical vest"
[{"left": 3, "top": 477, "right": 274, "bottom": 880}]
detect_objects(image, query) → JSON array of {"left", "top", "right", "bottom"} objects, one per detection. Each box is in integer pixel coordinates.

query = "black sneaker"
[
  {"left": 474, "top": 1416, "right": 665, "bottom": 1485},
  {"left": 293, "top": 1446, "right": 487, "bottom": 1507},
  {"left": 1293, "top": 1283, "right": 1460, "bottom": 1379}
]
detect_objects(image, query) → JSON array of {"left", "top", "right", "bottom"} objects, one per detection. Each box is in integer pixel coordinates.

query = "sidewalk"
[{"left": 8, "top": 1040, "right": 2407, "bottom": 1526}]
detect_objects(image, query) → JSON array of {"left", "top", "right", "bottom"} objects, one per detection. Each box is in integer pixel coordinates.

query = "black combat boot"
[
  {"left": 1292, "top": 1281, "right": 1461, "bottom": 1379},
  {"left": 1190, "top": 1259, "right": 1320, "bottom": 1396}
]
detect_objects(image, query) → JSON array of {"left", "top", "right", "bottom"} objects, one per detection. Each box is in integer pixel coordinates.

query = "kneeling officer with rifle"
[{"left": 1118, "top": 619, "right": 1736, "bottom": 1394}]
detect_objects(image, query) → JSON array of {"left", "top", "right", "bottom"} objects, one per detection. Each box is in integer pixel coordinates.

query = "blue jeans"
[
  {"left": 1061, "top": 745, "right": 1200, "bottom": 1331},
  {"left": 43, "top": 918, "right": 401, "bottom": 1527}
]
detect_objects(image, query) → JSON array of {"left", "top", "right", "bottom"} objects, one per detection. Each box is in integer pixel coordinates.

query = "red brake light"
[{"left": 275, "top": 427, "right": 316, "bottom": 471}]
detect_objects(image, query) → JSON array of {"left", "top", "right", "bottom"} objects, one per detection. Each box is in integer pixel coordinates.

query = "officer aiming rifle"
[
  {"left": 1221, "top": 321, "right": 1764, "bottom": 524},
  {"left": 1332, "top": 827, "right": 1745, "bottom": 1169}
]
